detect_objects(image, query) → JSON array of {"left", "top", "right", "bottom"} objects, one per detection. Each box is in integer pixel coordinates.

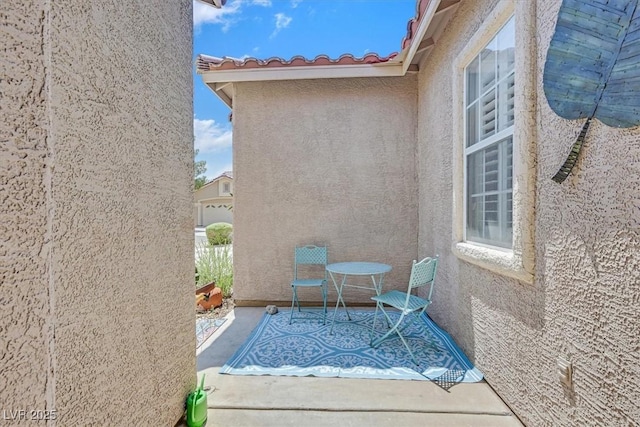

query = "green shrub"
[
  {"left": 195, "top": 241, "right": 233, "bottom": 297},
  {"left": 205, "top": 222, "right": 233, "bottom": 246}
]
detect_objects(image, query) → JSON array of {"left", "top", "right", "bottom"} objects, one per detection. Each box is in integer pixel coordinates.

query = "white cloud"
[
  {"left": 271, "top": 13, "right": 292, "bottom": 38},
  {"left": 194, "top": 118, "right": 233, "bottom": 153},
  {"left": 208, "top": 163, "right": 234, "bottom": 180},
  {"left": 251, "top": 0, "right": 272, "bottom": 6},
  {"left": 291, "top": 0, "right": 302, "bottom": 7},
  {"left": 193, "top": 0, "right": 241, "bottom": 31}
]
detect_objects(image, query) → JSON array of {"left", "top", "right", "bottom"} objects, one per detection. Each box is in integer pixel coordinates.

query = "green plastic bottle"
[{"left": 186, "top": 374, "right": 207, "bottom": 427}]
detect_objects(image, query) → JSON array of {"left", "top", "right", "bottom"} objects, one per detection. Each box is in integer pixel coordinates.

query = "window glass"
[{"left": 464, "top": 17, "right": 515, "bottom": 249}]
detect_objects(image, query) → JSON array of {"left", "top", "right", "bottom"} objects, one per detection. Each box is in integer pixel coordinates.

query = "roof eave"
[
  {"left": 400, "top": 0, "right": 443, "bottom": 73},
  {"left": 200, "top": 62, "right": 414, "bottom": 108},
  {"left": 199, "top": 61, "right": 409, "bottom": 84}
]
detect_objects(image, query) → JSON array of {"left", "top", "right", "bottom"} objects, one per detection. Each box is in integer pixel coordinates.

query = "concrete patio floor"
[{"left": 191, "top": 307, "right": 523, "bottom": 427}]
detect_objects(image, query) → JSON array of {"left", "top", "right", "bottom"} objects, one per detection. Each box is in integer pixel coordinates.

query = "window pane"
[
  {"left": 505, "top": 139, "right": 513, "bottom": 189},
  {"left": 480, "top": 39, "right": 496, "bottom": 94},
  {"left": 484, "top": 194, "right": 499, "bottom": 240},
  {"left": 467, "top": 195, "right": 484, "bottom": 240},
  {"left": 466, "top": 56, "right": 480, "bottom": 104},
  {"left": 466, "top": 102, "right": 479, "bottom": 147},
  {"left": 465, "top": 136, "right": 513, "bottom": 248},
  {"left": 484, "top": 144, "right": 499, "bottom": 192},
  {"left": 480, "top": 88, "right": 496, "bottom": 139},
  {"left": 464, "top": 16, "right": 514, "bottom": 249},
  {"left": 497, "top": 191, "right": 513, "bottom": 246},
  {"left": 497, "top": 73, "right": 515, "bottom": 132},
  {"left": 506, "top": 193, "right": 513, "bottom": 229},
  {"left": 498, "top": 17, "right": 515, "bottom": 80},
  {"left": 467, "top": 150, "right": 484, "bottom": 194}
]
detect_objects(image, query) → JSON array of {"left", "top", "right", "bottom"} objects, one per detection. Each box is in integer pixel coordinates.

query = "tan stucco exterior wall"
[
  {"left": 2, "top": 2, "right": 194, "bottom": 425},
  {"left": 195, "top": 177, "right": 232, "bottom": 200},
  {"left": 233, "top": 77, "right": 418, "bottom": 304},
  {"left": 2, "top": 2, "right": 51, "bottom": 414},
  {"left": 418, "top": 0, "right": 640, "bottom": 425}
]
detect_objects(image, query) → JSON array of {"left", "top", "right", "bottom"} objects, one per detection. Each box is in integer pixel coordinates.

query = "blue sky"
[{"left": 193, "top": 0, "right": 417, "bottom": 180}]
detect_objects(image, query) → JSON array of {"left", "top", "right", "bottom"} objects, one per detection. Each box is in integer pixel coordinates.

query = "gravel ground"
[{"left": 196, "top": 296, "right": 235, "bottom": 320}]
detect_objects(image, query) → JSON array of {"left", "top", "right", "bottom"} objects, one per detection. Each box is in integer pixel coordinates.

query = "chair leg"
[
  {"left": 371, "top": 308, "right": 405, "bottom": 348},
  {"left": 295, "top": 290, "right": 302, "bottom": 312},
  {"left": 322, "top": 284, "right": 327, "bottom": 325},
  {"left": 406, "top": 310, "right": 439, "bottom": 352},
  {"left": 370, "top": 302, "right": 381, "bottom": 344},
  {"left": 338, "top": 275, "right": 351, "bottom": 321},
  {"left": 389, "top": 311, "right": 430, "bottom": 364},
  {"left": 289, "top": 286, "right": 298, "bottom": 324},
  {"left": 395, "top": 326, "right": 419, "bottom": 365},
  {"left": 291, "top": 285, "right": 329, "bottom": 325},
  {"left": 371, "top": 309, "right": 420, "bottom": 364}
]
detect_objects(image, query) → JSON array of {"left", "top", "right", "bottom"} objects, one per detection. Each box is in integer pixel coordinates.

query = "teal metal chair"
[
  {"left": 290, "top": 245, "right": 328, "bottom": 324},
  {"left": 370, "top": 256, "right": 439, "bottom": 364}
]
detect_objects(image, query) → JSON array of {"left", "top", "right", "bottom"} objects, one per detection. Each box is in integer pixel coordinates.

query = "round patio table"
[{"left": 325, "top": 262, "right": 392, "bottom": 334}]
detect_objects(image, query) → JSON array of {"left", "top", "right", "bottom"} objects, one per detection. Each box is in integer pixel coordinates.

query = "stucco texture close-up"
[
  {"left": 1, "top": 1, "right": 52, "bottom": 413},
  {"left": 417, "top": 0, "right": 640, "bottom": 425},
  {"left": 232, "top": 77, "right": 419, "bottom": 304},
  {"left": 2, "top": 1, "right": 195, "bottom": 425}
]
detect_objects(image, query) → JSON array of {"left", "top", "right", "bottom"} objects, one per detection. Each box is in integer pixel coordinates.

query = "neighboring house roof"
[
  {"left": 197, "top": 171, "right": 233, "bottom": 192},
  {"left": 196, "top": 0, "right": 462, "bottom": 106}
]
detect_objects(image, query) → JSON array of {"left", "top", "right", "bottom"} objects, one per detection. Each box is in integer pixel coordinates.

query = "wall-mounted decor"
[{"left": 543, "top": 0, "right": 640, "bottom": 183}]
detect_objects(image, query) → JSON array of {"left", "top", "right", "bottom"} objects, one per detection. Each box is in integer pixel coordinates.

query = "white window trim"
[
  {"left": 451, "top": 0, "right": 536, "bottom": 284},
  {"left": 219, "top": 180, "right": 232, "bottom": 195}
]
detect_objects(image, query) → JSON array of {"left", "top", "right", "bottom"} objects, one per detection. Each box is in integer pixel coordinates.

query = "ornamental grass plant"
[{"left": 195, "top": 241, "right": 233, "bottom": 298}]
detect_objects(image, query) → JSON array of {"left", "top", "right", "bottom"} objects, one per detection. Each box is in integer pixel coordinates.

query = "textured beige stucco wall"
[
  {"left": 194, "top": 178, "right": 233, "bottom": 201},
  {"left": 2, "top": 2, "right": 194, "bottom": 425},
  {"left": 1, "top": 2, "right": 52, "bottom": 414},
  {"left": 418, "top": 0, "right": 640, "bottom": 425},
  {"left": 233, "top": 77, "right": 418, "bottom": 304}
]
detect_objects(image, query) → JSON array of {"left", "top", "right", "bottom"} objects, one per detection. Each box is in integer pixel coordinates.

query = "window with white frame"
[
  {"left": 223, "top": 182, "right": 231, "bottom": 194},
  {"left": 464, "top": 16, "right": 514, "bottom": 249}
]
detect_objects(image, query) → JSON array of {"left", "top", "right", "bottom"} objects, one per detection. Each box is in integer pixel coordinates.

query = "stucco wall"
[
  {"left": 1, "top": 2, "right": 52, "bottom": 414},
  {"left": 195, "top": 179, "right": 226, "bottom": 200},
  {"left": 417, "top": 0, "right": 640, "bottom": 425},
  {"left": 233, "top": 77, "right": 418, "bottom": 304},
  {"left": 2, "top": 2, "right": 194, "bottom": 425}
]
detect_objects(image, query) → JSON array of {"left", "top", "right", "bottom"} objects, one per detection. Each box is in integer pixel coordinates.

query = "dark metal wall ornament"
[{"left": 543, "top": 0, "right": 640, "bottom": 183}]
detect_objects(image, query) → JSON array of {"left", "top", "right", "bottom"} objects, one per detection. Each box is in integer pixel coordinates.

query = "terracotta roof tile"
[
  {"left": 197, "top": 52, "right": 399, "bottom": 71},
  {"left": 200, "top": 171, "right": 233, "bottom": 189},
  {"left": 196, "top": 0, "right": 431, "bottom": 72},
  {"left": 402, "top": 0, "right": 431, "bottom": 49}
]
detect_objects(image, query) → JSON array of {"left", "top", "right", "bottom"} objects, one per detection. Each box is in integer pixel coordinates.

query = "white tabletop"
[{"left": 326, "top": 262, "right": 392, "bottom": 276}]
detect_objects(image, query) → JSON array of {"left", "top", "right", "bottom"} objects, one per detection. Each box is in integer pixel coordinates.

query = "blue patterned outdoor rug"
[{"left": 220, "top": 309, "right": 483, "bottom": 382}]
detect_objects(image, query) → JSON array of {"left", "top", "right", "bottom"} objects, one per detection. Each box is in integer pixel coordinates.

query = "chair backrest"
[
  {"left": 294, "top": 245, "right": 327, "bottom": 279},
  {"left": 407, "top": 256, "right": 439, "bottom": 301}
]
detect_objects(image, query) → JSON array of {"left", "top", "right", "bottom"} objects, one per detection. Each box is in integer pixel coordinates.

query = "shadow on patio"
[{"left": 188, "top": 307, "right": 522, "bottom": 427}]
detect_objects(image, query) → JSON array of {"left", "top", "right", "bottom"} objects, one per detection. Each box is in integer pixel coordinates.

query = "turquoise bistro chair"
[
  {"left": 370, "top": 256, "right": 439, "bottom": 364},
  {"left": 290, "top": 245, "right": 328, "bottom": 324}
]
